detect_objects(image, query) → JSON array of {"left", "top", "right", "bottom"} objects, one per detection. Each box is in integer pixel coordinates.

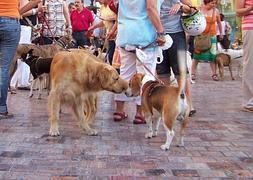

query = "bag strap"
[{"left": 207, "top": 8, "right": 215, "bottom": 35}]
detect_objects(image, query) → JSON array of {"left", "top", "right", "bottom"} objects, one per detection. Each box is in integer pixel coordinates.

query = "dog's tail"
[{"left": 177, "top": 50, "right": 187, "bottom": 96}]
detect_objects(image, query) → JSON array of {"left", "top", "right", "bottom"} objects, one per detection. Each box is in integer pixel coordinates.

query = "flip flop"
[
  {"left": 189, "top": 109, "right": 197, "bottom": 117},
  {"left": 211, "top": 74, "right": 219, "bottom": 81},
  {"left": 113, "top": 112, "right": 128, "bottom": 122},
  {"left": 133, "top": 115, "right": 146, "bottom": 124}
]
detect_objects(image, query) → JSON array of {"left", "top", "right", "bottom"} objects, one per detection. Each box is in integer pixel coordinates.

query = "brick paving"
[{"left": 0, "top": 63, "right": 252, "bottom": 179}]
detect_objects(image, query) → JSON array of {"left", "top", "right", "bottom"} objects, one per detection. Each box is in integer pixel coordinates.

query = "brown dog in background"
[
  {"left": 48, "top": 49, "right": 128, "bottom": 136},
  {"left": 215, "top": 53, "right": 235, "bottom": 81}
]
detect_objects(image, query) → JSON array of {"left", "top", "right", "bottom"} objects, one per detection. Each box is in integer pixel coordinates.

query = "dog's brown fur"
[
  {"left": 9, "top": 35, "right": 74, "bottom": 81},
  {"left": 48, "top": 49, "right": 128, "bottom": 136},
  {"left": 215, "top": 53, "right": 234, "bottom": 81},
  {"left": 125, "top": 70, "right": 191, "bottom": 150}
]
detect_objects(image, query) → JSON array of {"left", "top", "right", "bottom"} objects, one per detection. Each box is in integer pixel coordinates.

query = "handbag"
[{"left": 194, "top": 8, "right": 215, "bottom": 53}]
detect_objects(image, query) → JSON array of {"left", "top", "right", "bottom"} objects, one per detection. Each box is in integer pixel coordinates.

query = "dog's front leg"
[
  {"left": 48, "top": 91, "right": 61, "bottom": 136},
  {"left": 161, "top": 129, "right": 174, "bottom": 151},
  {"left": 229, "top": 64, "right": 235, "bottom": 80},
  {"left": 145, "top": 115, "right": 153, "bottom": 139},
  {"left": 73, "top": 100, "right": 97, "bottom": 136},
  {"left": 29, "top": 80, "right": 35, "bottom": 98}
]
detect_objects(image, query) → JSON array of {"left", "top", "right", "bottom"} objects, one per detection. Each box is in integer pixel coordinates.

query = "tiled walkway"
[{"left": 0, "top": 63, "right": 252, "bottom": 179}]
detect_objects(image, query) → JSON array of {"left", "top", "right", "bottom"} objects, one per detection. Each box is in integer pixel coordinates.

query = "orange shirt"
[
  {"left": 0, "top": 0, "right": 20, "bottom": 19},
  {"left": 202, "top": 15, "right": 217, "bottom": 36}
]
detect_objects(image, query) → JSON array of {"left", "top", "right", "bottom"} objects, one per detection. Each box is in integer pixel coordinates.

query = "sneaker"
[{"left": 0, "top": 112, "right": 14, "bottom": 119}]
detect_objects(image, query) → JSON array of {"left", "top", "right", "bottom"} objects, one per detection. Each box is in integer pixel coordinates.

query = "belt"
[
  {"left": 0, "top": 17, "right": 19, "bottom": 23},
  {"left": 73, "top": 30, "right": 87, "bottom": 33}
]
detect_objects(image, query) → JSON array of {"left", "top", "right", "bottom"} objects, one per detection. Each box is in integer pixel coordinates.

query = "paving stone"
[{"left": 0, "top": 63, "right": 252, "bottom": 178}]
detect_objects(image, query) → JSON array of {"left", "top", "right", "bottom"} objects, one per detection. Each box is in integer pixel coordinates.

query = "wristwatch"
[
  {"left": 157, "top": 32, "right": 165, "bottom": 38},
  {"left": 176, "top": 1, "right": 183, "bottom": 10}
]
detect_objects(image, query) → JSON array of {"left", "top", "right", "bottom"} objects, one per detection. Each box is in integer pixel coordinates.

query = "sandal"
[
  {"left": 113, "top": 112, "right": 128, "bottom": 122},
  {"left": 0, "top": 112, "right": 14, "bottom": 119},
  {"left": 189, "top": 109, "right": 197, "bottom": 117},
  {"left": 191, "top": 74, "right": 196, "bottom": 80},
  {"left": 211, "top": 74, "right": 219, "bottom": 81},
  {"left": 133, "top": 115, "right": 146, "bottom": 124}
]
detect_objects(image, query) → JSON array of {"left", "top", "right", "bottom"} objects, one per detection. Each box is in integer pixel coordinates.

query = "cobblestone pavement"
[{"left": 0, "top": 63, "right": 252, "bottom": 179}]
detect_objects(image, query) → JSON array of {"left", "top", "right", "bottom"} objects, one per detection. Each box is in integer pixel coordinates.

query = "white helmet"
[{"left": 181, "top": 9, "right": 207, "bottom": 36}]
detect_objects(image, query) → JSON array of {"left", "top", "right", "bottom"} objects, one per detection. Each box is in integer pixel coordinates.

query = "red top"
[
  {"left": 71, "top": 8, "right": 94, "bottom": 32},
  {"left": 108, "top": 0, "right": 118, "bottom": 14}
]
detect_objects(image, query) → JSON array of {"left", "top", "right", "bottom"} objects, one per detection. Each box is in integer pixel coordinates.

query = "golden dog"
[
  {"left": 125, "top": 70, "right": 191, "bottom": 150},
  {"left": 48, "top": 49, "right": 128, "bottom": 136}
]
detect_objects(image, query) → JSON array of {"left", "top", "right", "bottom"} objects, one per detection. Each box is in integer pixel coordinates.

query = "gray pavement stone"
[{"left": 0, "top": 63, "right": 252, "bottom": 179}]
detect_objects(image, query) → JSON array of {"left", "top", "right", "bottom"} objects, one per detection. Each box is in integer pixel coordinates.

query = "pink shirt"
[
  {"left": 71, "top": 8, "right": 94, "bottom": 32},
  {"left": 242, "top": 0, "right": 253, "bottom": 30}
]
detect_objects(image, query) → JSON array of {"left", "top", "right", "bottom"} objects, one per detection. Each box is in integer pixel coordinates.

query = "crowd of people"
[{"left": 0, "top": 0, "right": 252, "bottom": 120}]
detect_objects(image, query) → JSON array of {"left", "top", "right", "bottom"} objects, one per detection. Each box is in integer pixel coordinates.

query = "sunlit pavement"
[{"left": 0, "top": 63, "right": 252, "bottom": 179}]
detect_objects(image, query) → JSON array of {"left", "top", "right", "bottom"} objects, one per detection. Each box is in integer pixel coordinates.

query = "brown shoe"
[
  {"left": 0, "top": 112, "right": 14, "bottom": 119},
  {"left": 242, "top": 107, "right": 253, "bottom": 113}
]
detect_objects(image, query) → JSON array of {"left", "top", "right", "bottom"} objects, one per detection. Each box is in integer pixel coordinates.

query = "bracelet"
[
  {"left": 157, "top": 32, "right": 165, "bottom": 38},
  {"left": 32, "top": 8, "right": 37, "bottom": 15}
]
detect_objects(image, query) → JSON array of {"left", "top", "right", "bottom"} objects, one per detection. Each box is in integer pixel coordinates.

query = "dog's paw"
[
  {"left": 49, "top": 126, "right": 60, "bottom": 136},
  {"left": 152, "top": 131, "right": 158, "bottom": 137},
  {"left": 160, "top": 144, "right": 170, "bottom": 151},
  {"left": 145, "top": 132, "right": 153, "bottom": 139},
  {"left": 86, "top": 128, "right": 98, "bottom": 136}
]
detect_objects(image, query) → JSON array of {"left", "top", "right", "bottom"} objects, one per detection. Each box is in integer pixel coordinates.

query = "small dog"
[
  {"left": 217, "top": 43, "right": 244, "bottom": 79},
  {"left": 215, "top": 53, "right": 234, "bottom": 81},
  {"left": 125, "top": 71, "right": 191, "bottom": 151},
  {"left": 21, "top": 49, "right": 52, "bottom": 99}
]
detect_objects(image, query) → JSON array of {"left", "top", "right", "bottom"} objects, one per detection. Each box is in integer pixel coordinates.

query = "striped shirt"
[
  {"left": 242, "top": 0, "right": 253, "bottom": 30},
  {"left": 43, "top": 0, "right": 66, "bottom": 37}
]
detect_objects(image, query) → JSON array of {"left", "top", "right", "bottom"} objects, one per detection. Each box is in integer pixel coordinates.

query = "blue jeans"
[{"left": 0, "top": 17, "right": 21, "bottom": 113}]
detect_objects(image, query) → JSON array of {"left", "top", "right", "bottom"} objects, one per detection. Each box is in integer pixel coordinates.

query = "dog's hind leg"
[
  {"left": 38, "top": 76, "right": 43, "bottom": 99},
  {"left": 152, "top": 116, "right": 161, "bottom": 137},
  {"left": 48, "top": 91, "right": 61, "bottom": 136},
  {"left": 229, "top": 64, "right": 235, "bottom": 80},
  {"left": 176, "top": 115, "right": 189, "bottom": 147},
  {"left": 145, "top": 114, "right": 153, "bottom": 139},
  {"left": 160, "top": 111, "right": 177, "bottom": 151}
]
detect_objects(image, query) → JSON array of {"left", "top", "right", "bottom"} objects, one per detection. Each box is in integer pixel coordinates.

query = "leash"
[{"left": 124, "top": 41, "right": 164, "bottom": 85}]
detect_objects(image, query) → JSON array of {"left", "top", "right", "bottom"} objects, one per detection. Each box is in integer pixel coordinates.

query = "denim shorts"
[{"left": 156, "top": 31, "right": 189, "bottom": 77}]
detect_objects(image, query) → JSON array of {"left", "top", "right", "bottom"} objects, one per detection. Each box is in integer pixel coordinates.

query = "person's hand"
[
  {"left": 169, "top": 3, "right": 181, "bottom": 15},
  {"left": 88, "top": 25, "right": 95, "bottom": 32},
  {"left": 218, "top": 35, "right": 224, "bottom": 41},
  {"left": 156, "top": 32, "right": 166, "bottom": 46},
  {"left": 106, "top": 30, "right": 116, "bottom": 40},
  {"left": 66, "top": 27, "right": 72, "bottom": 35}
]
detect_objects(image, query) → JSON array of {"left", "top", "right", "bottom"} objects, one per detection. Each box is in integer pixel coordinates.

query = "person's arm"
[
  {"left": 88, "top": 21, "right": 105, "bottom": 31},
  {"left": 19, "top": 0, "right": 41, "bottom": 15},
  {"left": 146, "top": 0, "right": 165, "bottom": 45},
  {"left": 216, "top": 9, "right": 223, "bottom": 38},
  {"left": 146, "top": 0, "right": 164, "bottom": 34},
  {"left": 20, "top": 0, "right": 38, "bottom": 17},
  {"left": 236, "top": 0, "right": 253, "bottom": 17},
  {"left": 170, "top": 0, "right": 192, "bottom": 15},
  {"left": 63, "top": 1, "right": 71, "bottom": 28}
]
